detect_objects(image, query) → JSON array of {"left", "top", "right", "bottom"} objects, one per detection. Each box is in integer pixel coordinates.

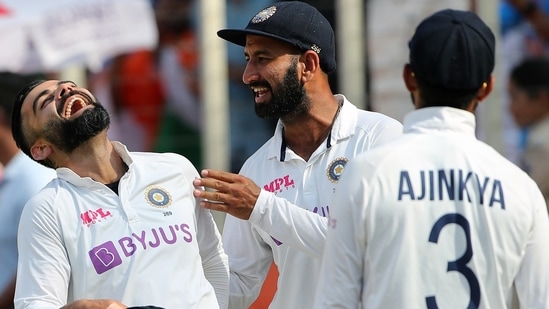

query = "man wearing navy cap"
[
  {"left": 192, "top": 1, "right": 403, "bottom": 308},
  {"left": 315, "top": 9, "right": 549, "bottom": 308}
]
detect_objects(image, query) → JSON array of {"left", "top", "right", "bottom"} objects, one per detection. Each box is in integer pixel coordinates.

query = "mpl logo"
[
  {"left": 81, "top": 208, "right": 112, "bottom": 227},
  {"left": 263, "top": 174, "right": 295, "bottom": 193}
]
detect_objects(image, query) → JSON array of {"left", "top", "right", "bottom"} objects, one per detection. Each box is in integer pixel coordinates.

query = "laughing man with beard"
[{"left": 10, "top": 80, "right": 229, "bottom": 309}]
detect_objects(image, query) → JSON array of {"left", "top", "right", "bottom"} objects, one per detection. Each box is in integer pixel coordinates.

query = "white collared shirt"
[
  {"left": 15, "top": 142, "right": 229, "bottom": 309},
  {"left": 316, "top": 107, "right": 549, "bottom": 308},
  {"left": 0, "top": 151, "right": 55, "bottom": 294},
  {"left": 223, "top": 95, "right": 403, "bottom": 309}
]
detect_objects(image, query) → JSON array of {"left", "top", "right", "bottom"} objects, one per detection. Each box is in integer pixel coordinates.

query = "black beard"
[
  {"left": 254, "top": 59, "right": 308, "bottom": 119},
  {"left": 41, "top": 101, "right": 110, "bottom": 154}
]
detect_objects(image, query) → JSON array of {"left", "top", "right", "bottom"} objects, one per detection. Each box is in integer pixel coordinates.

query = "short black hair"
[
  {"left": 11, "top": 79, "right": 46, "bottom": 158},
  {"left": 416, "top": 76, "right": 479, "bottom": 109},
  {"left": 0, "top": 73, "right": 44, "bottom": 126},
  {"left": 510, "top": 56, "right": 549, "bottom": 97}
]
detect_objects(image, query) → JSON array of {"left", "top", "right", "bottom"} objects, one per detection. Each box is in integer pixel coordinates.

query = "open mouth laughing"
[
  {"left": 57, "top": 92, "right": 93, "bottom": 119},
  {"left": 63, "top": 97, "right": 87, "bottom": 118},
  {"left": 251, "top": 83, "right": 271, "bottom": 103}
]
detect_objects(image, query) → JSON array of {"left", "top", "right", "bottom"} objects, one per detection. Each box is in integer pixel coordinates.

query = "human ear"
[
  {"left": 300, "top": 50, "right": 321, "bottom": 82},
  {"left": 476, "top": 75, "right": 495, "bottom": 102},
  {"left": 403, "top": 64, "right": 418, "bottom": 92},
  {"left": 30, "top": 141, "right": 52, "bottom": 161}
]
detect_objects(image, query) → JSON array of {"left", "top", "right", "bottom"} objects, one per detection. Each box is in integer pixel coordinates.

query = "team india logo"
[
  {"left": 251, "top": 6, "right": 277, "bottom": 23},
  {"left": 145, "top": 185, "right": 172, "bottom": 208},
  {"left": 326, "top": 157, "right": 349, "bottom": 183}
]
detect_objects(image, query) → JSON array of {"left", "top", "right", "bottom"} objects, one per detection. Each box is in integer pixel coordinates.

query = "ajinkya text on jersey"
[{"left": 397, "top": 169, "right": 505, "bottom": 209}]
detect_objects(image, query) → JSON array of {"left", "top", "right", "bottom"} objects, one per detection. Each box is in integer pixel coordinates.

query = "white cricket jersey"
[
  {"left": 15, "top": 142, "right": 229, "bottom": 309},
  {"left": 315, "top": 107, "right": 549, "bottom": 308},
  {"left": 222, "top": 95, "right": 403, "bottom": 309},
  {"left": 0, "top": 151, "right": 55, "bottom": 295}
]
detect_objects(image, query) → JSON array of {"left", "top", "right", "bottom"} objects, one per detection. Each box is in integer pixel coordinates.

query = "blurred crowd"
[
  {"left": 1, "top": 0, "right": 548, "bottom": 177},
  {"left": 87, "top": 0, "right": 282, "bottom": 173}
]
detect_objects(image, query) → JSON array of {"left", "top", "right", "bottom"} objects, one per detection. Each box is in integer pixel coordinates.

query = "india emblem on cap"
[{"left": 251, "top": 5, "right": 277, "bottom": 24}]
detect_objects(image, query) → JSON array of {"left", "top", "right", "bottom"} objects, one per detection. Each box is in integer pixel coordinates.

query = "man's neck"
[
  {"left": 61, "top": 134, "right": 126, "bottom": 184},
  {"left": 282, "top": 97, "right": 342, "bottom": 161}
]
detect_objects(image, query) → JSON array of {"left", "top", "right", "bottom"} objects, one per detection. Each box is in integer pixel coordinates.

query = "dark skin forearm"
[{"left": 0, "top": 276, "right": 15, "bottom": 309}]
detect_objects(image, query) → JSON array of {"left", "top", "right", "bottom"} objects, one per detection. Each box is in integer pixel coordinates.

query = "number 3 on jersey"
[{"left": 426, "top": 213, "right": 481, "bottom": 309}]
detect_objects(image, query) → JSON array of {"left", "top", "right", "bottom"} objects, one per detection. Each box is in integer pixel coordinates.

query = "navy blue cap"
[
  {"left": 217, "top": 1, "right": 336, "bottom": 73},
  {"left": 409, "top": 9, "right": 495, "bottom": 90}
]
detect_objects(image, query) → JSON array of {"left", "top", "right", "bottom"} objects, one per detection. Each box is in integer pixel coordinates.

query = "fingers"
[
  {"left": 192, "top": 175, "right": 232, "bottom": 206},
  {"left": 193, "top": 169, "right": 237, "bottom": 193},
  {"left": 192, "top": 169, "right": 258, "bottom": 220},
  {"left": 192, "top": 187, "right": 244, "bottom": 219},
  {"left": 198, "top": 199, "right": 229, "bottom": 213},
  {"left": 194, "top": 178, "right": 226, "bottom": 193},
  {"left": 192, "top": 186, "right": 225, "bottom": 201},
  {"left": 200, "top": 169, "right": 238, "bottom": 183},
  {"left": 196, "top": 195, "right": 251, "bottom": 220}
]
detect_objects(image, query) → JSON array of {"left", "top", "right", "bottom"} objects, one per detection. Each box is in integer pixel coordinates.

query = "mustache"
[{"left": 249, "top": 81, "right": 271, "bottom": 89}]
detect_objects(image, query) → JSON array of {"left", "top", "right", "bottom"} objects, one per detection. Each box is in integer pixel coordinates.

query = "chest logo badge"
[
  {"left": 326, "top": 157, "right": 349, "bottom": 183},
  {"left": 145, "top": 186, "right": 172, "bottom": 208}
]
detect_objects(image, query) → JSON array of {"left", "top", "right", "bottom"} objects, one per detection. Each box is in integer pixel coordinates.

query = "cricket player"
[
  {"left": 314, "top": 9, "right": 549, "bottom": 308},
  {"left": 11, "top": 80, "right": 229, "bottom": 309},
  {"left": 192, "top": 1, "right": 403, "bottom": 308}
]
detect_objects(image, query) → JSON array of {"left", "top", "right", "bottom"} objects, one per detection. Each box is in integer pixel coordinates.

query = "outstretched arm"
[{"left": 193, "top": 169, "right": 328, "bottom": 258}]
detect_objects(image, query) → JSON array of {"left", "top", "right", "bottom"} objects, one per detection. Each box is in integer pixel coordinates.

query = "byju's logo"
[
  {"left": 89, "top": 241, "right": 122, "bottom": 274},
  {"left": 80, "top": 208, "right": 112, "bottom": 227},
  {"left": 88, "top": 223, "right": 193, "bottom": 274}
]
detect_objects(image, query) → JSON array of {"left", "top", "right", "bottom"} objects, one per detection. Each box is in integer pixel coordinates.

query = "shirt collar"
[
  {"left": 403, "top": 106, "right": 476, "bottom": 136},
  {"left": 56, "top": 141, "right": 133, "bottom": 186},
  {"left": 267, "top": 94, "right": 359, "bottom": 161}
]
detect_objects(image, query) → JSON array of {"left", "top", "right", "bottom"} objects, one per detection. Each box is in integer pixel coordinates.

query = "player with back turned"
[{"left": 315, "top": 9, "right": 549, "bottom": 309}]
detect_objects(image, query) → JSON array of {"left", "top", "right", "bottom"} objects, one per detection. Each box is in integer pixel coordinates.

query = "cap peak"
[{"left": 217, "top": 1, "right": 336, "bottom": 73}]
